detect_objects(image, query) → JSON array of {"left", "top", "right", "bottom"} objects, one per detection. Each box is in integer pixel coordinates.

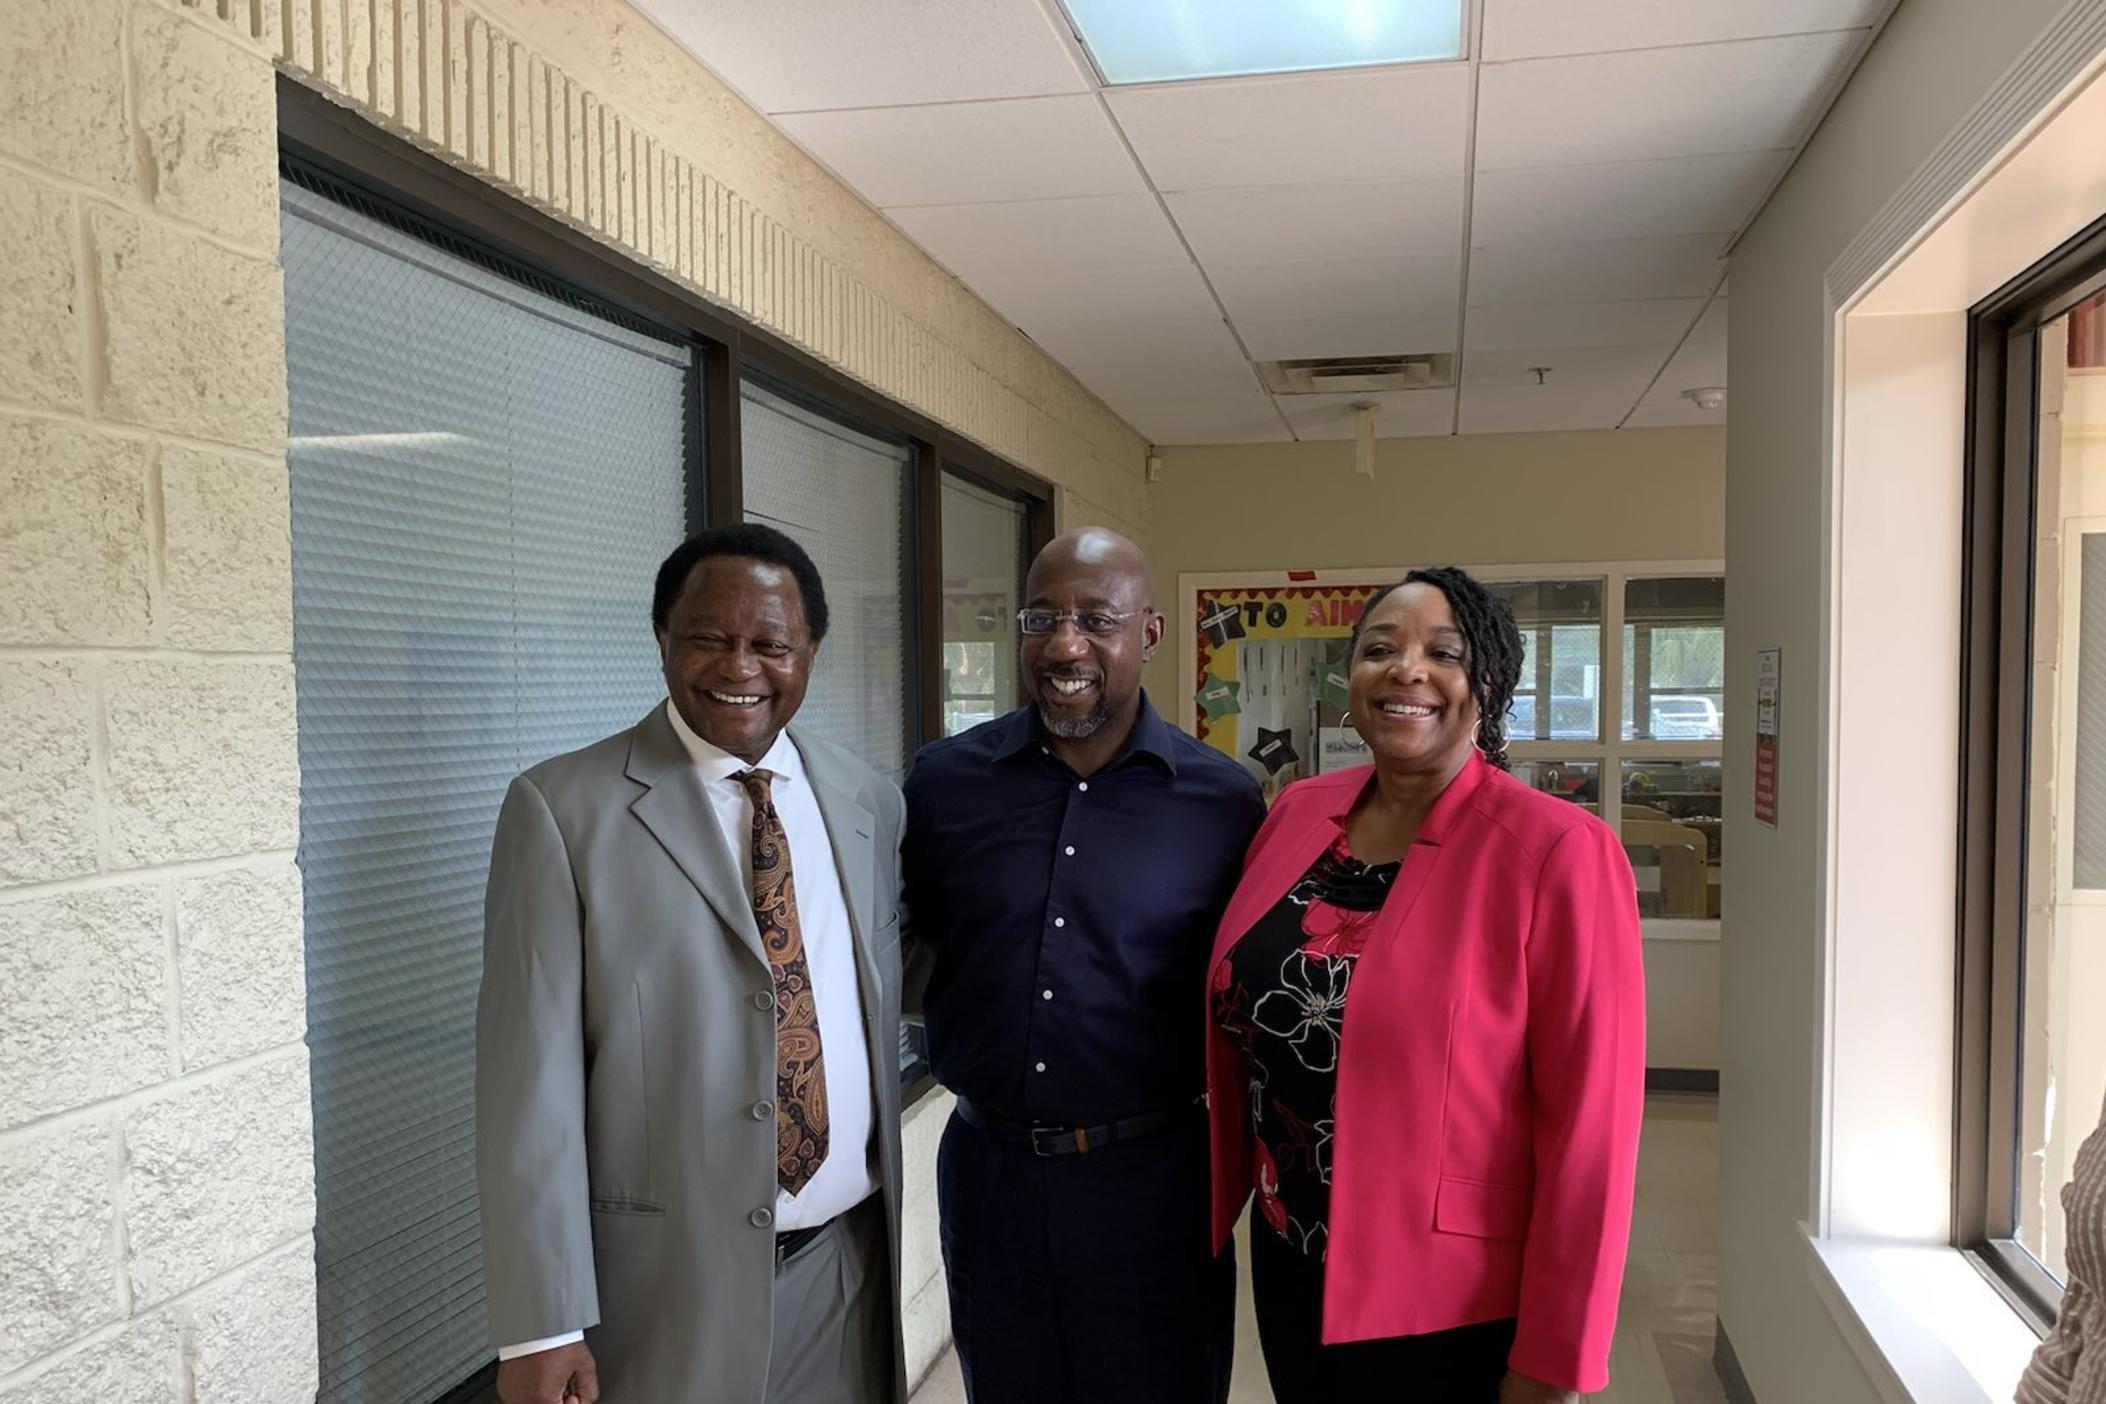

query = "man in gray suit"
[{"left": 477, "top": 523, "right": 908, "bottom": 1404}]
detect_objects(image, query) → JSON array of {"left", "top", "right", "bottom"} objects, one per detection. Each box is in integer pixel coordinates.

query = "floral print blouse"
[{"left": 1211, "top": 828, "right": 1398, "bottom": 1260}]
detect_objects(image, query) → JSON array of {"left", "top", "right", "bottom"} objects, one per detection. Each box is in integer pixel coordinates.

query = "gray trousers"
[{"left": 765, "top": 1195, "right": 896, "bottom": 1404}]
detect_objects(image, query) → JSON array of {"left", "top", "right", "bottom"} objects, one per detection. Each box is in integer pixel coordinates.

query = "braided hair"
[{"left": 1349, "top": 567, "right": 1526, "bottom": 770}]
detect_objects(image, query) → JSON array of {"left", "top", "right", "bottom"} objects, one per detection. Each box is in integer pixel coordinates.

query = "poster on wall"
[
  {"left": 1754, "top": 646, "right": 1780, "bottom": 827},
  {"left": 1191, "top": 582, "right": 1388, "bottom": 799}
]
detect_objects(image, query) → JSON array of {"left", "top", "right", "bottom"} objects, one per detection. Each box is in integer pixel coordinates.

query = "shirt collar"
[
  {"left": 662, "top": 699, "right": 803, "bottom": 786},
  {"left": 990, "top": 691, "right": 1179, "bottom": 775}
]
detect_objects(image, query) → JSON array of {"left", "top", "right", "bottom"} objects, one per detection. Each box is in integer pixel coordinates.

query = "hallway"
[{"left": 911, "top": 1096, "right": 1726, "bottom": 1403}]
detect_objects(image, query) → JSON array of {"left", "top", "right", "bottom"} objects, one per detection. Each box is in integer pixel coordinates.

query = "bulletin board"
[{"left": 1179, "top": 571, "right": 1394, "bottom": 800}]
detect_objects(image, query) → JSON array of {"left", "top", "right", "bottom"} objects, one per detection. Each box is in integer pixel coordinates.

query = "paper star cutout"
[
  {"left": 1248, "top": 727, "right": 1300, "bottom": 776},
  {"left": 1196, "top": 672, "right": 1242, "bottom": 721},
  {"left": 1199, "top": 598, "right": 1246, "bottom": 648},
  {"left": 1319, "top": 666, "right": 1351, "bottom": 712}
]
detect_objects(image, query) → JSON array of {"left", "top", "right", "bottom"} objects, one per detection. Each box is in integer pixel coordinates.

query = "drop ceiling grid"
[{"left": 624, "top": 0, "right": 1897, "bottom": 441}]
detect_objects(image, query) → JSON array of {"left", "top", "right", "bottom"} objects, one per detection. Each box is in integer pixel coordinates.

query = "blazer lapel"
[
  {"left": 795, "top": 730, "right": 881, "bottom": 1004},
  {"left": 625, "top": 707, "right": 767, "bottom": 969},
  {"left": 1208, "top": 782, "right": 1353, "bottom": 976}
]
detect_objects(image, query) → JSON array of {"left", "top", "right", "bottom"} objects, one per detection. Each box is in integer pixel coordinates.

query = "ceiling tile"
[
  {"left": 1469, "top": 234, "right": 1726, "bottom": 305},
  {"left": 1236, "top": 309, "right": 1458, "bottom": 360},
  {"left": 1483, "top": 0, "right": 1886, "bottom": 62},
  {"left": 629, "top": 0, "right": 1089, "bottom": 113},
  {"left": 889, "top": 195, "right": 1191, "bottom": 277},
  {"left": 1206, "top": 255, "right": 1457, "bottom": 323},
  {"left": 1627, "top": 297, "right": 1729, "bottom": 426},
  {"left": 1275, "top": 388, "right": 1456, "bottom": 440},
  {"left": 782, "top": 97, "right": 1142, "bottom": 208},
  {"left": 1466, "top": 298, "right": 1705, "bottom": 352},
  {"left": 1472, "top": 149, "right": 1791, "bottom": 249},
  {"left": 1475, "top": 31, "right": 1866, "bottom": 169},
  {"left": 1106, "top": 65, "right": 1469, "bottom": 192},
  {"left": 1464, "top": 344, "right": 1667, "bottom": 385},
  {"left": 963, "top": 264, "right": 1222, "bottom": 333},
  {"left": 1168, "top": 178, "right": 1464, "bottom": 265},
  {"left": 1042, "top": 317, "right": 1260, "bottom": 401},
  {"left": 1457, "top": 345, "right": 1664, "bottom": 432},
  {"left": 1120, "top": 390, "right": 1293, "bottom": 445},
  {"left": 1020, "top": 311, "right": 1241, "bottom": 368},
  {"left": 1457, "top": 383, "right": 1646, "bottom": 433}
]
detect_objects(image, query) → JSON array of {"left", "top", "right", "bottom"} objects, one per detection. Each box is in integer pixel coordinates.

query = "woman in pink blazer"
[{"left": 1206, "top": 567, "right": 1646, "bottom": 1402}]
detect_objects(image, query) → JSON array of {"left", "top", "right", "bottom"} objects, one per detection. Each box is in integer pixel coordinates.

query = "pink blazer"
[{"left": 1205, "top": 755, "right": 1646, "bottom": 1394}]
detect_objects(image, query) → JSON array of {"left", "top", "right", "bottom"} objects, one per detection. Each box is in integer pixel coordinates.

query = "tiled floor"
[{"left": 912, "top": 1095, "right": 1726, "bottom": 1404}]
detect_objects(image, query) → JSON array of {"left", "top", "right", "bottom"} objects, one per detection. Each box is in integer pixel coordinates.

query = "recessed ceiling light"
[{"left": 1061, "top": 0, "right": 1465, "bottom": 85}]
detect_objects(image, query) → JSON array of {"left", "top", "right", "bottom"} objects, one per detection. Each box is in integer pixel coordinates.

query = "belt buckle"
[{"left": 1029, "top": 1125, "right": 1089, "bottom": 1156}]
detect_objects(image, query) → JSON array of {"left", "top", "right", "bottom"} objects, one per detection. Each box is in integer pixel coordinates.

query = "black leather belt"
[
  {"left": 774, "top": 1223, "right": 826, "bottom": 1265},
  {"left": 954, "top": 1093, "right": 1200, "bottom": 1158}
]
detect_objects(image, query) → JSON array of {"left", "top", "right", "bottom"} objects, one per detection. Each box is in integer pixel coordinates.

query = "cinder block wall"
[
  {"left": 1, "top": 0, "right": 315, "bottom": 1397},
  {"left": 1, "top": 0, "right": 1149, "bottom": 1396}
]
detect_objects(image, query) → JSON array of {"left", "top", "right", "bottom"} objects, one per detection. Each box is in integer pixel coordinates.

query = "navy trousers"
[{"left": 936, "top": 1108, "right": 1235, "bottom": 1404}]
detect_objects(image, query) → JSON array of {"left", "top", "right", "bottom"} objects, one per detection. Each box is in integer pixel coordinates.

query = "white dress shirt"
[{"left": 498, "top": 704, "right": 879, "bottom": 1361}]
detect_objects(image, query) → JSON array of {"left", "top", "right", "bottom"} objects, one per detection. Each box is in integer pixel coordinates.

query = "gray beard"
[{"left": 1039, "top": 701, "right": 1111, "bottom": 740}]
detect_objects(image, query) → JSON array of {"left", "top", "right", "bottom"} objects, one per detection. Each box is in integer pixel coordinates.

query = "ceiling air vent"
[{"left": 1257, "top": 353, "right": 1455, "bottom": 395}]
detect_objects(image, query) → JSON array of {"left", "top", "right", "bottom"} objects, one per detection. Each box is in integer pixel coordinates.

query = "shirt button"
[
  {"left": 1053, "top": 917, "right": 1066, "bottom": 928},
  {"left": 1078, "top": 782, "right": 1089, "bottom": 792},
  {"left": 750, "top": 1206, "right": 774, "bottom": 1229},
  {"left": 1064, "top": 846, "right": 1076, "bottom": 857},
  {"left": 752, "top": 992, "right": 773, "bottom": 1012},
  {"left": 752, "top": 1100, "right": 774, "bottom": 1121},
  {"left": 1035, "top": 1062, "right": 1047, "bottom": 1073},
  {"left": 1042, "top": 989, "right": 1054, "bottom": 1001}
]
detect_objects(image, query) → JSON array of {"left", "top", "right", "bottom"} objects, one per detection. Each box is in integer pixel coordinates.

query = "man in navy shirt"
[{"left": 904, "top": 528, "right": 1265, "bottom": 1404}]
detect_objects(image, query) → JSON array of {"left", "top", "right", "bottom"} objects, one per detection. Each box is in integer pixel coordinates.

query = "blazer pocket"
[
  {"left": 588, "top": 1194, "right": 665, "bottom": 1218},
  {"left": 874, "top": 912, "right": 901, "bottom": 953},
  {"left": 1434, "top": 1176, "right": 1532, "bottom": 1241}
]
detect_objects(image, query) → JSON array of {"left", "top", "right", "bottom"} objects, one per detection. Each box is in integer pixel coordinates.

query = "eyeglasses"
[{"left": 1016, "top": 608, "right": 1150, "bottom": 638}]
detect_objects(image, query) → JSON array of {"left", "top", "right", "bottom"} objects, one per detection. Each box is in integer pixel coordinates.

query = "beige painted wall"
[
  {"left": 1722, "top": 0, "right": 2074, "bottom": 1399},
  {"left": 1143, "top": 428, "right": 1724, "bottom": 635},
  {"left": 1143, "top": 427, "right": 1726, "bottom": 1072},
  {"left": 0, "top": 0, "right": 1155, "bottom": 1393}
]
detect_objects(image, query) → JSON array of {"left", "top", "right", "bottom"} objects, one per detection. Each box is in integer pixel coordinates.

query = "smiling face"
[
  {"left": 1348, "top": 581, "right": 1482, "bottom": 778},
  {"left": 655, "top": 554, "right": 816, "bottom": 765},
  {"left": 1020, "top": 530, "right": 1162, "bottom": 743}
]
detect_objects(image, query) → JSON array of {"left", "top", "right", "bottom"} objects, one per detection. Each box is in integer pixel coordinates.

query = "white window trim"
[
  {"left": 1806, "top": 16, "right": 2106, "bottom": 1402},
  {"left": 1177, "top": 560, "right": 1726, "bottom": 943},
  {"left": 1803, "top": 1228, "right": 2042, "bottom": 1404}
]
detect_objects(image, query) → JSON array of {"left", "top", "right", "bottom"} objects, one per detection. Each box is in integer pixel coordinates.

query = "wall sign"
[{"left": 1754, "top": 647, "right": 1781, "bottom": 828}]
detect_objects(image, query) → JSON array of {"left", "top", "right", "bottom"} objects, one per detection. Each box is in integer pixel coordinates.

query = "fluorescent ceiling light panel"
[{"left": 1063, "top": 0, "right": 1463, "bottom": 84}]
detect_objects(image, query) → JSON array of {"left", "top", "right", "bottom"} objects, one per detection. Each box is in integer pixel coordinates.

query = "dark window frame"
[{"left": 1955, "top": 210, "right": 2106, "bottom": 1329}]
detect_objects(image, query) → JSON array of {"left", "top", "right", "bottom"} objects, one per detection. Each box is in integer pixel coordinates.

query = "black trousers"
[
  {"left": 936, "top": 1110, "right": 1234, "bottom": 1404},
  {"left": 1250, "top": 1223, "right": 1517, "bottom": 1403}
]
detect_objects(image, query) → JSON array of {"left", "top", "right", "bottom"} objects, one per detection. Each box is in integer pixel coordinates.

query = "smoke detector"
[
  {"left": 1681, "top": 386, "right": 1727, "bottom": 411},
  {"left": 1257, "top": 353, "right": 1455, "bottom": 395}
]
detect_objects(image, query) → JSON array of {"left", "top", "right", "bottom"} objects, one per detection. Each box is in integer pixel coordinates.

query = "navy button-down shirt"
[{"left": 904, "top": 695, "right": 1266, "bottom": 1126}]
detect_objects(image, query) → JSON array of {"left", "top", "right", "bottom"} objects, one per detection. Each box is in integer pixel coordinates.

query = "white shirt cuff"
[{"left": 497, "top": 1330, "right": 585, "bottom": 1361}]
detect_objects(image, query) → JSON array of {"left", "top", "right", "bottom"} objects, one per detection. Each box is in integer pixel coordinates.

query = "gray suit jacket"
[{"left": 476, "top": 707, "right": 908, "bottom": 1404}]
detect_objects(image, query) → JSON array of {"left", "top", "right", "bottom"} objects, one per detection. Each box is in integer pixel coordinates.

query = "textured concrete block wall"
[{"left": 0, "top": 0, "right": 316, "bottom": 1397}]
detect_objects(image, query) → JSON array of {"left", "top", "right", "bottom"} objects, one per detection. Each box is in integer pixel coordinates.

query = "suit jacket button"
[
  {"left": 752, "top": 1100, "right": 774, "bottom": 1121},
  {"left": 753, "top": 991, "right": 773, "bottom": 1011},
  {"left": 750, "top": 1206, "right": 774, "bottom": 1229}
]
